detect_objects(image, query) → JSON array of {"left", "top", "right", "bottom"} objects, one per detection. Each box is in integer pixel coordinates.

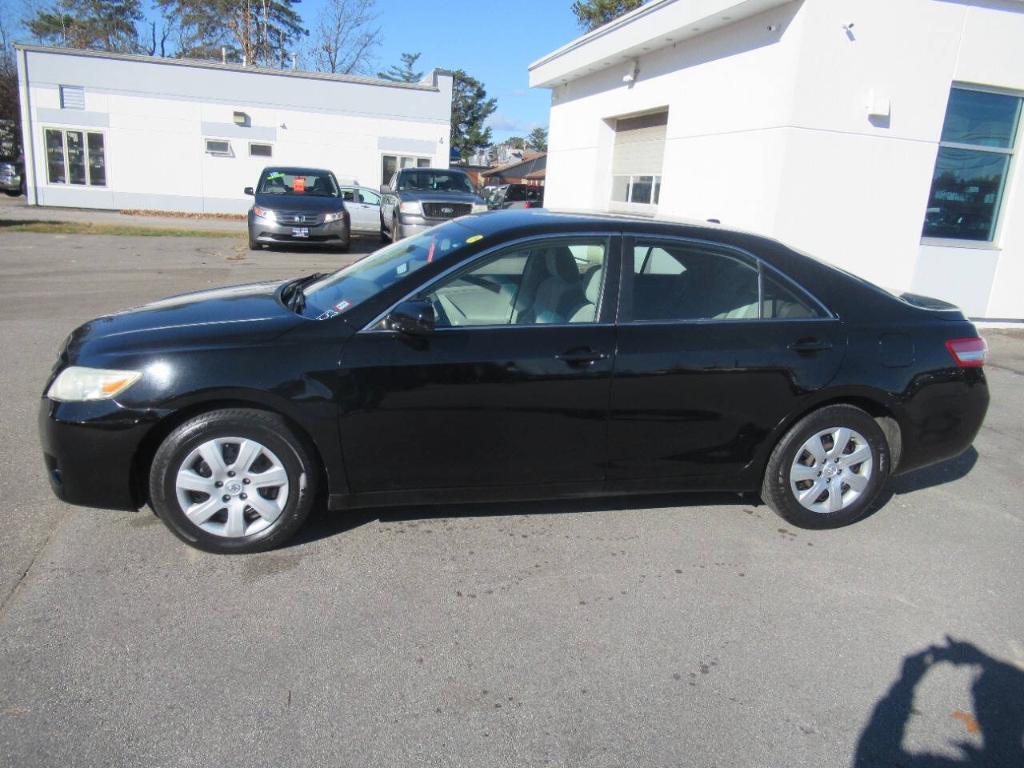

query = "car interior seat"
[{"left": 514, "top": 247, "right": 585, "bottom": 324}]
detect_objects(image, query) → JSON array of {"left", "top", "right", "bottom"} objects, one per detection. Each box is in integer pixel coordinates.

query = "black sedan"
[{"left": 39, "top": 211, "right": 989, "bottom": 553}]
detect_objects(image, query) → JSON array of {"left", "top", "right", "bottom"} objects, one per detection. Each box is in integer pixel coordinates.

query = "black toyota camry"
[{"left": 39, "top": 211, "right": 989, "bottom": 553}]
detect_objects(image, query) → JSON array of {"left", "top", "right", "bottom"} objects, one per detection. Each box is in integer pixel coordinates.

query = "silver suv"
[{"left": 379, "top": 167, "right": 487, "bottom": 241}]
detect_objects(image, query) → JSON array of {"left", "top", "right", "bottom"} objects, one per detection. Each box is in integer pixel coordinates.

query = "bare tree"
[{"left": 311, "top": 0, "right": 381, "bottom": 75}]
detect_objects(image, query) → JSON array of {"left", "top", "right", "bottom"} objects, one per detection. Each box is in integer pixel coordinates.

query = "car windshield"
[
  {"left": 300, "top": 221, "right": 476, "bottom": 319},
  {"left": 397, "top": 170, "right": 474, "bottom": 194},
  {"left": 258, "top": 170, "right": 339, "bottom": 197}
]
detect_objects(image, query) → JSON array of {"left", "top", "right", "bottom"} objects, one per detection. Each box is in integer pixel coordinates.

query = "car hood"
[
  {"left": 64, "top": 280, "right": 300, "bottom": 360},
  {"left": 398, "top": 190, "right": 483, "bottom": 204},
  {"left": 252, "top": 193, "right": 346, "bottom": 213}
]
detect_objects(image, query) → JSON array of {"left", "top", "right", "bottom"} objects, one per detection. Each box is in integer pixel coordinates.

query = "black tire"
[
  {"left": 4, "top": 189, "right": 20, "bottom": 197},
  {"left": 379, "top": 214, "right": 389, "bottom": 243},
  {"left": 149, "top": 408, "right": 317, "bottom": 553},
  {"left": 248, "top": 228, "right": 259, "bottom": 251},
  {"left": 761, "top": 404, "right": 890, "bottom": 529}
]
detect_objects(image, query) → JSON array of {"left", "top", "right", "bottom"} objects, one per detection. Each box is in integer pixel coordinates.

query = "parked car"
[
  {"left": 379, "top": 167, "right": 487, "bottom": 241},
  {"left": 495, "top": 183, "right": 544, "bottom": 209},
  {"left": 484, "top": 185, "right": 509, "bottom": 209},
  {"left": 0, "top": 158, "right": 23, "bottom": 196},
  {"left": 338, "top": 184, "right": 383, "bottom": 236},
  {"left": 245, "top": 167, "right": 350, "bottom": 251},
  {"left": 39, "top": 210, "right": 989, "bottom": 553}
]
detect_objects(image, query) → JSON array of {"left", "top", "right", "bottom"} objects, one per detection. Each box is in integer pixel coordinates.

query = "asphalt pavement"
[{"left": 0, "top": 224, "right": 1022, "bottom": 768}]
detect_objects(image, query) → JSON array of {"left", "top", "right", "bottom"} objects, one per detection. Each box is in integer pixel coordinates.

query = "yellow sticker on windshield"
[{"left": 466, "top": 235, "right": 483, "bottom": 244}]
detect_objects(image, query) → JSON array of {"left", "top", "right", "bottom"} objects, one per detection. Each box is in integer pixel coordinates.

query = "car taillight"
[{"left": 945, "top": 337, "right": 987, "bottom": 368}]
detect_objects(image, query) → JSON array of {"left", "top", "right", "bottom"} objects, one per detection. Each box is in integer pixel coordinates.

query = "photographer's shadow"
[{"left": 854, "top": 637, "right": 1024, "bottom": 767}]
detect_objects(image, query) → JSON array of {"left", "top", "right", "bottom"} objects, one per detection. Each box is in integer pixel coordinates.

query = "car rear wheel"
[
  {"left": 380, "top": 213, "right": 389, "bottom": 242},
  {"left": 149, "top": 408, "right": 317, "bottom": 553},
  {"left": 761, "top": 404, "right": 890, "bottom": 529}
]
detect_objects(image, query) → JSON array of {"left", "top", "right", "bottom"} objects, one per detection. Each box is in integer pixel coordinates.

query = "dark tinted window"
[
  {"left": 632, "top": 243, "right": 759, "bottom": 321},
  {"left": 257, "top": 170, "right": 339, "bottom": 197},
  {"left": 398, "top": 170, "right": 474, "bottom": 194}
]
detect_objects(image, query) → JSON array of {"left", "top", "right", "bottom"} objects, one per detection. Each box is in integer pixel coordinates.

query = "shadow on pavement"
[
  {"left": 853, "top": 637, "right": 1024, "bottom": 767},
  {"left": 290, "top": 449, "right": 982, "bottom": 547},
  {"left": 289, "top": 490, "right": 758, "bottom": 547}
]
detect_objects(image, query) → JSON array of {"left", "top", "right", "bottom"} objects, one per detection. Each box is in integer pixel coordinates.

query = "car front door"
[
  {"left": 355, "top": 188, "right": 381, "bottom": 233},
  {"left": 607, "top": 236, "right": 845, "bottom": 491},
  {"left": 339, "top": 187, "right": 375, "bottom": 232},
  {"left": 337, "top": 235, "right": 620, "bottom": 496}
]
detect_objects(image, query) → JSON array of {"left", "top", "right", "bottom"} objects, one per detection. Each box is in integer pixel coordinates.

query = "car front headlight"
[
  {"left": 471, "top": 203, "right": 488, "bottom": 213},
  {"left": 399, "top": 200, "right": 423, "bottom": 215},
  {"left": 323, "top": 211, "right": 346, "bottom": 223},
  {"left": 47, "top": 366, "right": 142, "bottom": 402},
  {"left": 253, "top": 206, "right": 276, "bottom": 221}
]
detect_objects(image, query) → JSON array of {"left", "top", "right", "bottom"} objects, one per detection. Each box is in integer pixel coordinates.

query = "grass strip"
[{"left": 0, "top": 220, "right": 243, "bottom": 238}]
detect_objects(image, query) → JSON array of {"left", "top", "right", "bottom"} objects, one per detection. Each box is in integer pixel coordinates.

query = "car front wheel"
[
  {"left": 761, "top": 404, "right": 890, "bottom": 529},
  {"left": 149, "top": 408, "right": 317, "bottom": 553}
]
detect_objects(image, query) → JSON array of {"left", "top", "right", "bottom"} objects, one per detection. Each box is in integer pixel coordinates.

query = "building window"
[
  {"left": 382, "top": 154, "right": 431, "bottom": 183},
  {"left": 44, "top": 128, "right": 106, "bottom": 186},
  {"left": 249, "top": 142, "right": 273, "bottom": 158},
  {"left": 205, "top": 139, "right": 233, "bottom": 157},
  {"left": 923, "top": 86, "right": 1022, "bottom": 243},
  {"left": 59, "top": 85, "right": 85, "bottom": 110},
  {"left": 611, "top": 111, "right": 667, "bottom": 208},
  {"left": 612, "top": 175, "right": 662, "bottom": 205}
]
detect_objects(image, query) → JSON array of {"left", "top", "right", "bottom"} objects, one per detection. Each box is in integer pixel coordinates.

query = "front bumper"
[
  {"left": 39, "top": 398, "right": 154, "bottom": 511},
  {"left": 250, "top": 215, "right": 350, "bottom": 246}
]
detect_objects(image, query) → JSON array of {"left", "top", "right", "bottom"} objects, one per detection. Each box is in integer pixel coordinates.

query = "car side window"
[
  {"left": 762, "top": 272, "right": 822, "bottom": 319},
  {"left": 360, "top": 189, "right": 381, "bottom": 206},
  {"left": 340, "top": 188, "right": 355, "bottom": 202},
  {"left": 632, "top": 242, "right": 759, "bottom": 321},
  {"left": 424, "top": 239, "right": 607, "bottom": 327}
]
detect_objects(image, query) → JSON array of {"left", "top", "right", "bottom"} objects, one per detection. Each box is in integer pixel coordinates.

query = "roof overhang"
[{"left": 529, "top": 0, "right": 792, "bottom": 88}]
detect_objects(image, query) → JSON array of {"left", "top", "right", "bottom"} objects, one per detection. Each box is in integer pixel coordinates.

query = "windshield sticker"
[
  {"left": 316, "top": 309, "right": 339, "bottom": 321},
  {"left": 266, "top": 171, "right": 284, "bottom": 180},
  {"left": 427, "top": 236, "right": 437, "bottom": 263},
  {"left": 466, "top": 235, "right": 483, "bottom": 244},
  {"left": 396, "top": 263, "right": 408, "bottom": 275},
  {"left": 293, "top": 176, "right": 306, "bottom": 193},
  {"left": 334, "top": 299, "right": 352, "bottom": 313}
]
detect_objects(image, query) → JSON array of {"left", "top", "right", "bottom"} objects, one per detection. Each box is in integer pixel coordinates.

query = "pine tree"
[
  {"left": 449, "top": 69, "right": 497, "bottom": 163},
  {"left": 26, "top": 0, "right": 144, "bottom": 52},
  {"left": 527, "top": 127, "right": 548, "bottom": 152},
  {"left": 157, "top": 0, "right": 306, "bottom": 67},
  {"left": 571, "top": 0, "right": 644, "bottom": 31},
  {"left": 377, "top": 52, "right": 423, "bottom": 83}
]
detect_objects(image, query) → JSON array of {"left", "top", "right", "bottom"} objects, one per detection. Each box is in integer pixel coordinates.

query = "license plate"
[{"left": 291, "top": 227, "right": 309, "bottom": 238}]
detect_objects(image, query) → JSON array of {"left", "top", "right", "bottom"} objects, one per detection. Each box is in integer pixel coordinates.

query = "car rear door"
[
  {"left": 607, "top": 235, "right": 846, "bottom": 491},
  {"left": 336, "top": 234, "right": 621, "bottom": 495}
]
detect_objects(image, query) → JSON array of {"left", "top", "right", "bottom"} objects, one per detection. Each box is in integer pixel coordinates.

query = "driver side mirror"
[
  {"left": 387, "top": 299, "right": 435, "bottom": 335},
  {"left": 379, "top": 184, "right": 391, "bottom": 195},
  {"left": 244, "top": 186, "right": 254, "bottom": 196}
]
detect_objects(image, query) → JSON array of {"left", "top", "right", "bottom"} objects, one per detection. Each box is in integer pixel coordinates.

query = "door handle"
[
  {"left": 556, "top": 348, "right": 608, "bottom": 367},
  {"left": 788, "top": 338, "right": 833, "bottom": 354}
]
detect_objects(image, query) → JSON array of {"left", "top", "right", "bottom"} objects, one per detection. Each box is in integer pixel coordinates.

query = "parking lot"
[{"left": 1, "top": 220, "right": 1023, "bottom": 767}]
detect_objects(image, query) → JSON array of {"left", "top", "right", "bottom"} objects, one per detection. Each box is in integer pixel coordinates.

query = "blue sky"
[{"left": 300, "top": 0, "right": 584, "bottom": 142}]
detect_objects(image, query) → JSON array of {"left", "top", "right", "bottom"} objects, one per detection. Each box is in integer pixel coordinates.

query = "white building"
[
  {"left": 15, "top": 45, "right": 454, "bottom": 214},
  {"left": 530, "top": 0, "right": 1024, "bottom": 320}
]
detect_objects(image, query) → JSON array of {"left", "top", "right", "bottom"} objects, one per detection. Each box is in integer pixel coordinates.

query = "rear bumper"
[
  {"left": 38, "top": 398, "right": 153, "bottom": 511},
  {"left": 894, "top": 368, "right": 989, "bottom": 475}
]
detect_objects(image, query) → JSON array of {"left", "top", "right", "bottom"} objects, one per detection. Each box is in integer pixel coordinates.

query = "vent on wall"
[{"left": 59, "top": 85, "right": 85, "bottom": 110}]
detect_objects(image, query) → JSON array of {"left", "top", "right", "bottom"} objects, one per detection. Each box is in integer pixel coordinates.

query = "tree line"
[{"left": 1, "top": 0, "right": 642, "bottom": 163}]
